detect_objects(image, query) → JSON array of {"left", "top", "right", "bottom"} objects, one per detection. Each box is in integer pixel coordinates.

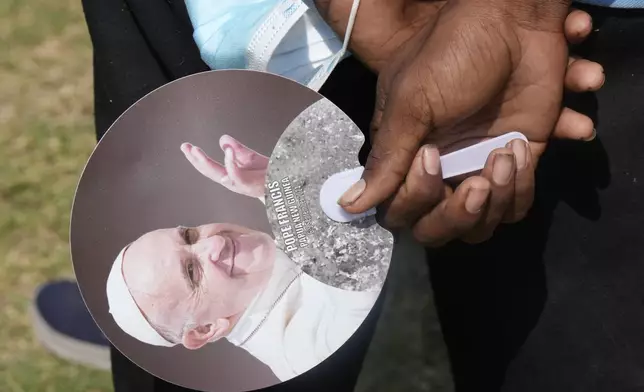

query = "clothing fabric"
[
  {"left": 227, "top": 250, "right": 378, "bottom": 381},
  {"left": 424, "top": 5, "right": 644, "bottom": 391},
  {"left": 499, "top": 6, "right": 644, "bottom": 391}
]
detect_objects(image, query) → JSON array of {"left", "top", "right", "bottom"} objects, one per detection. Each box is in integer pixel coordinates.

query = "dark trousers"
[
  {"left": 426, "top": 7, "right": 644, "bottom": 392},
  {"left": 82, "top": 1, "right": 644, "bottom": 391}
]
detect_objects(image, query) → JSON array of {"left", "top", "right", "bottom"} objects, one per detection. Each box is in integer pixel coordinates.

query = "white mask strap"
[
  {"left": 307, "top": 0, "right": 361, "bottom": 91},
  {"left": 341, "top": 0, "right": 360, "bottom": 55}
]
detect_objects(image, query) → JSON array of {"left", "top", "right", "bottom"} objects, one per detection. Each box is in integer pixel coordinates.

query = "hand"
[
  {"left": 383, "top": 140, "right": 532, "bottom": 246},
  {"left": 318, "top": 1, "right": 602, "bottom": 91},
  {"left": 319, "top": 0, "right": 603, "bottom": 244},
  {"left": 180, "top": 135, "right": 269, "bottom": 199}
]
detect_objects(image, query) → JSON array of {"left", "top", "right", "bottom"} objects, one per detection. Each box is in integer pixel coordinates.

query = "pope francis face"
[{"left": 121, "top": 223, "right": 276, "bottom": 349}]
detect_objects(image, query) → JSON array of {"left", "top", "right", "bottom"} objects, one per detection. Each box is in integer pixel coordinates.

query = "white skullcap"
[{"left": 106, "top": 245, "right": 176, "bottom": 347}]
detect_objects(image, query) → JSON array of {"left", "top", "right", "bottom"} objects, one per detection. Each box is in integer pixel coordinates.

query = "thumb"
[{"left": 338, "top": 79, "right": 431, "bottom": 214}]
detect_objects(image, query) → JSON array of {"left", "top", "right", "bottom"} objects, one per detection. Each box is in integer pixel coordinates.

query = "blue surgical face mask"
[{"left": 186, "top": 0, "right": 361, "bottom": 91}]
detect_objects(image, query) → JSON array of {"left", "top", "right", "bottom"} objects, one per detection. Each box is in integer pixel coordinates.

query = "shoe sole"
[{"left": 29, "top": 300, "right": 111, "bottom": 371}]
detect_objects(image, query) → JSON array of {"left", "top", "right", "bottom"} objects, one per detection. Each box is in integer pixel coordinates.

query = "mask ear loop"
[
  {"left": 307, "top": 0, "right": 361, "bottom": 91},
  {"left": 341, "top": 0, "right": 361, "bottom": 57}
]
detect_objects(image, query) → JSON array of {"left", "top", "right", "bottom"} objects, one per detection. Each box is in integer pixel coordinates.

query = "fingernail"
[
  {"left": 509, "top": 140, "right": 527, "bottom": 170},
  {"left": 465, "top": 187, "right": 490, "bottom": 214},
  {"left": 597, "top": 70, "right": 606, "bottom": 89},
  {"left": 493, "top": 153, "right": 514, "bottom": 185},
  {"left": 589, "top": 72, "right": 606, "bottom": 91},
  {"left": 338, "top": 179, "right": 366, "bottom": 207},
  {"left": 585, "top": 128, "right": 597, "bottom": 141},
  {"left": 422, "top": 145, "right": 441, "bottom": 176}
]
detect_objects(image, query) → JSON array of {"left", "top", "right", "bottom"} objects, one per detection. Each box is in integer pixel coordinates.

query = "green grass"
[{"left": 0, "top": 0, "right": 113, "bottom": 390}]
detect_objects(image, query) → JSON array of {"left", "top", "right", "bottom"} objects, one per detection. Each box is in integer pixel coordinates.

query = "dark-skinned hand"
[{"left": 316, "top": 0, "right": 603, "bottom": 246}]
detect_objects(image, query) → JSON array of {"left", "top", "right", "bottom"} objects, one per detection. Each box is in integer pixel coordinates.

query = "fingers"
[
  {"left": 410, "top": 143, "right": 533, "bottom": 247},
  {"left": 565, "top": 58, "right": 605, "bottom": 92},
  {"left": 380, "top": 145, "right": 445, "bottom": 229},
  {"left": 338, "top": 80, "right": 429, "bottom": 214},
  {"left": 559, "top": 57, "right": 601, "bottom": 141},
  {"left": 219, "top": 135, "right": 269, "bottom": 170},
  {"left": 181, "top": 143, "right": 226, "bottom": 182},
  {"left": 503, "top": 139, "right": 535, "bottom": 223},
  {"left": 412, "top": 176, "right": 491, "bottom": 248},
  {"left": 461, "top": 148, "right": 516, "bottom": 244},
  {"left": 563, "top": 10, "right": 605, "bottom": 95},
  {"left": 223, "top": 147, "right": 244, "bottom": 185},
  {"left": 552, "top": 107, "right": 596, "bottom": 141},
  {"left": 564, "top": 9, "right": 593, "bottom": 45}
]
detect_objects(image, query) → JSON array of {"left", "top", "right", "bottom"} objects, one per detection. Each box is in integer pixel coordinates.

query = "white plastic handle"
[
  {"left": 319, "top": 132, "right": 528, "bottom": 223},
  {"left": 439, "top": 132, "right": 528, "bottom": 179}
]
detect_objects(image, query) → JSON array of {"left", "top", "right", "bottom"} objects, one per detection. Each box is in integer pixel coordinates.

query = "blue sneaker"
[{"left": 30, "top": 280, "right": 111, "bottom": 370}]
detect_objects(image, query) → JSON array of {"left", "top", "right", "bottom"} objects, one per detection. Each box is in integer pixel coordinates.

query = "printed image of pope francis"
[{"left": 106, "top": 135, "right": 380, "bottom": 382}]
